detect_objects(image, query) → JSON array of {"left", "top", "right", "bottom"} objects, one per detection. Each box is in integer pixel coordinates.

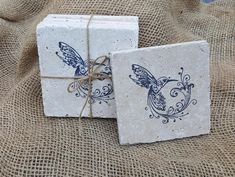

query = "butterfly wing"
[
  {"left": 56, "top": 42, "right": 86, "bottom": 68},
  {"left": 129, "top": 64, "right": 157, "bottom": 88}
]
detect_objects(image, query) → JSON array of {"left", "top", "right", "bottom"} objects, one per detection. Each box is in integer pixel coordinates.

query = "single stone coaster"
[
  {"left": 37, "top": 15, "right": 139, "bottom": 118},
  {"left": 110, "top": 41, "right": 210, "bottom": 145}
]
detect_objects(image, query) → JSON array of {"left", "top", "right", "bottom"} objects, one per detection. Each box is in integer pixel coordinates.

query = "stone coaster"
[
  {"left": 36, "top": 15, "right": 138, "bottom": 118},
  {"left": 110, "top": 41, "right": 210, "bottom": 145}
]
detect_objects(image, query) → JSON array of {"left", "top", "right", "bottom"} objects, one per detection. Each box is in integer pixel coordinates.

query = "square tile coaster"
[
  {"left": 37, "top": 15, "right": 139, "bottom": 118},
  {"left": 110, "top": 40, "right": 210, "bottom": 145}
]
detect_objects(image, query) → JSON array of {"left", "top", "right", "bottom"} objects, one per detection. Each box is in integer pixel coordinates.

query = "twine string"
[{"left": 86, "top": 15, "right": 93, "bottom": 119}]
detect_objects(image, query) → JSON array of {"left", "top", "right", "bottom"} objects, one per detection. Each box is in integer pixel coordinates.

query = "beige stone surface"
[{"left": 111, "top": 41, "right": 210, "bottom": 145}]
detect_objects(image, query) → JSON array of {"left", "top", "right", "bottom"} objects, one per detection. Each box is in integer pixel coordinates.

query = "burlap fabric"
[{"left": 0, "top": 0, "right": 234, "bottom": 176}]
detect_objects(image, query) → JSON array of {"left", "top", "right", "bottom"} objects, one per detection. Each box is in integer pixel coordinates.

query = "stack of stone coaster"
[
  {"left": 37, "top": 15, "right": 210, "bottom": 145},
  {"left": 37, "top": 15, "right": 139, "bottom": 118}
]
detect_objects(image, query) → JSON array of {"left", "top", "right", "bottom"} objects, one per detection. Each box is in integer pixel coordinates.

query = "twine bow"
[
  {"left": 71, "top": 55, "right": 111, "bottom": 119},
  {"left": 71, "top": 15, "right": 112, "bottom": 136},
  {"left": 75, "top": 15, "right": 111, "bottom": 119}
]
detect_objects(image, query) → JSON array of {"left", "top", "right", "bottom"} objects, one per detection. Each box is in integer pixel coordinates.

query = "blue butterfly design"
[
  {"left": 129, "top": 64, "right": 197, "bottom": 124},
  {"left": 56, "top": 42, "right": 113, "bottom": 104}
]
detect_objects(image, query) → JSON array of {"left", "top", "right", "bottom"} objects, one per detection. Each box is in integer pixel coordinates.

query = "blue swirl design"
[
  {"left": 129, "top": 64, "right": 197, "bottom": 124},
  {"left": 56, "top": 42, "right": 114, "bottom": 104}
]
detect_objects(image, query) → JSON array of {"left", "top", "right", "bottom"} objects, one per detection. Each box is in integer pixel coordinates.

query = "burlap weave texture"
[{"left": 0, "top": 0, "right": 234, "bottom": 176}]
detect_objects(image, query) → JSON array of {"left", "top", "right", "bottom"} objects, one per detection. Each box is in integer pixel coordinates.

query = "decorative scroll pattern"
[{"left": 129, "top": 64, "right": 197, "bottom": 124}]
